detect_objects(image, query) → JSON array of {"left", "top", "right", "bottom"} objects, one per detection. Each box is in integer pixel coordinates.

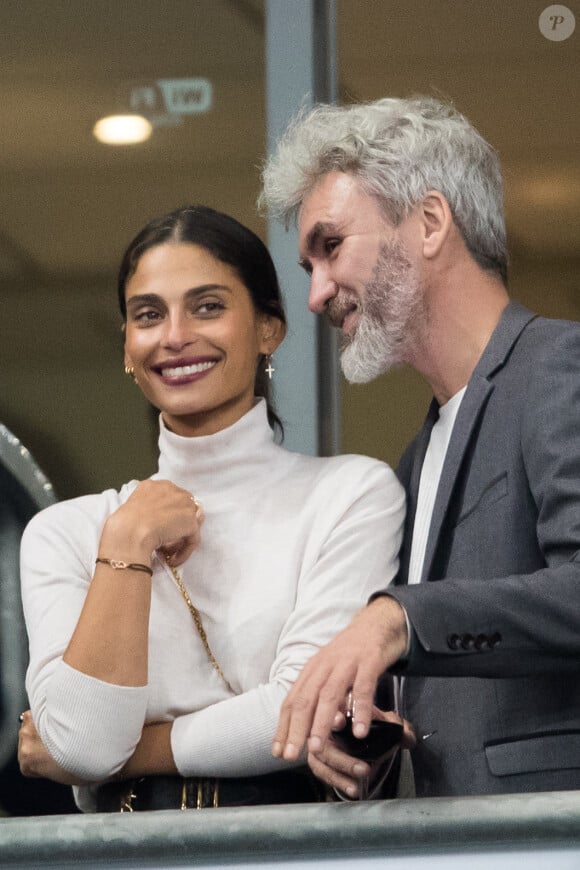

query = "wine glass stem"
[{"left": 359, "top": 775, "right": 370, "bottom": 801}]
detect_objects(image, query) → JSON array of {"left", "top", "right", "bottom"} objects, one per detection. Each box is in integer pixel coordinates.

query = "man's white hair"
[{"left": 260, "top": 96, "right": 508, "bottom": 283}]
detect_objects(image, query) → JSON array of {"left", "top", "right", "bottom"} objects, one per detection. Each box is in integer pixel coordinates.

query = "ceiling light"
[{"left": 93, "top": 114, "right": 152, "bottom": 145}]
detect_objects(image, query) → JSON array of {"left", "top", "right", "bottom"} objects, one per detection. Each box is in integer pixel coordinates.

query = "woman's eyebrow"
[
  {"left": 126, "top": 284, "right": 234, "bottom": 310},
  {"left": 125, "top": 293, "right": 160, "bottom": 310}
]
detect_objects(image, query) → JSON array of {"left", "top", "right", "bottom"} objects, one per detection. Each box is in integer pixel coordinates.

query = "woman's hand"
[
  {"left": 102, "top": 479, "right": 204, "bottom": 567},
  {"left": 18, "top": 711, "right": 85, "bottom": 786},
  {"left": 63, "top": 481, "right": 203, "bottom": 687}
]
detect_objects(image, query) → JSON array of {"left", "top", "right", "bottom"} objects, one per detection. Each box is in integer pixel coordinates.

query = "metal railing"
[
  {"left": 0, "top": 425, "right": 56, "bottom": 772},
  {"left": 1, "top": 790, "right": 580, "bottom": 869}
]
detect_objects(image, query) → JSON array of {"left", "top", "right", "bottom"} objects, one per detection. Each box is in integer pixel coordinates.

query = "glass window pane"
[
  {"left": 0, "top": 0, "right": 265, "bottom": 498},
  {"left": 338, "top": 0, "right": 579, "bottom": 465}
]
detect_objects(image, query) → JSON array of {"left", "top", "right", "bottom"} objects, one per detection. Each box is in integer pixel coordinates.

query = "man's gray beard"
[{"left": 340, "top": 241, "right": 426, "bottom": 384}]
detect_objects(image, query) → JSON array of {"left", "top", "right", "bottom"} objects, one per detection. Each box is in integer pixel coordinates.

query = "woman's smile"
[{"left": 152, "top": 356, "right": 219, "bottom": 384}]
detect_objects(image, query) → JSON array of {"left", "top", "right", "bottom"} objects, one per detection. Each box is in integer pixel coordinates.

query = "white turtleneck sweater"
[{"left": 21, "top": 400, "right": 404, "bottom": 810}]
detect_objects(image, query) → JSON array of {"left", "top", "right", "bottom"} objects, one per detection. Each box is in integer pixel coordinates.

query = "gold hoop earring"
[
  {"left": 124, "top": 365, "right": 136, "bottom": 381},
  {"left": 264, "top": 354, "right": 275, "bottom": 380}
]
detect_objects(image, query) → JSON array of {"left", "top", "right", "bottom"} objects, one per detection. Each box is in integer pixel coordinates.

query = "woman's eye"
[
  {"left": 197, "top": 301, "right": 225, "bottom": 315},
  {"left": 133, "top": 310, "right": 161, "bottom": 325}
]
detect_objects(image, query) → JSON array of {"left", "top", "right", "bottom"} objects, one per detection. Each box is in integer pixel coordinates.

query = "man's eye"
[{"left": 324, "top": 238, "right": 341, "bottom": 254}]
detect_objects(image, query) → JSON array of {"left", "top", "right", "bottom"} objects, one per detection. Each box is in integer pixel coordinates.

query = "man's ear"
[
  {"left": 419, "top": 191, "right": 454, "bottom": 259},
  {"left": 259, "top": 316, "right": 286, "bottom": 355}
]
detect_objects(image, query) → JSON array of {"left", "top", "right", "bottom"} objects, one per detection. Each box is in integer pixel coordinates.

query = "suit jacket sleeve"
[{"left": 387, "top": 315, "right": 580, "bottom": 678}]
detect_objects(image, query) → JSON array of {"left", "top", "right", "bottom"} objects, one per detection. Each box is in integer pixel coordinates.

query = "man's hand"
[
  {"left": 308, "top": 707, "right": 416, "bottom": 798},
  {"left": 18, "top": 711, "right": 83, "bottom": 785},
  {"left": 272, "top": 596, "right": 408, "bottom": 762}
]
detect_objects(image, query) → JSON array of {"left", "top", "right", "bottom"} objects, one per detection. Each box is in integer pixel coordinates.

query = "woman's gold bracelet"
[{"left": 95, "top": 557, "right": 153, "bottom": 577}]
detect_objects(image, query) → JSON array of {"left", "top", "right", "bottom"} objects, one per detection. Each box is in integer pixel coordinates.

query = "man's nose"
[{"left": 308, "top": 265, "right": 337, "bottom": 314}]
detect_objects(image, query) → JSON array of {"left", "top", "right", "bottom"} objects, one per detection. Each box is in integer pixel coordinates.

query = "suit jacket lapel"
[{"left": 420, "top": 301, "right": 537, "bottom": 583}]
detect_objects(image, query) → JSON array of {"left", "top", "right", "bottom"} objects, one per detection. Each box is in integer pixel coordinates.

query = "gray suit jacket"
[{"left": 388, "top": 301, "right": 580, "bottom": 796}]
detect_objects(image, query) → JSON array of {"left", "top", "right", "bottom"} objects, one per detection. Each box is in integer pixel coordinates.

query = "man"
[{"left": 260, "top": 96, "right": 580, "bottom": 798}]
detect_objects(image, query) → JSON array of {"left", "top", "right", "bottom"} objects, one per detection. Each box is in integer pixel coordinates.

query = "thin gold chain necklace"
[{"left": 165, "top": 556, "right": 231, "bottom": 691}]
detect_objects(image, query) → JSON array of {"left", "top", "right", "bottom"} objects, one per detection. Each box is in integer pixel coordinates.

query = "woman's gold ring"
[{"left": 190, "top": 495, "right": 203, "bottom": 518}]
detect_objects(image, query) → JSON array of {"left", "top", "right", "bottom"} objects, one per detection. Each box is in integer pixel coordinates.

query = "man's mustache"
[{"left": 326, "top": 294, "right": 359, "bottom": 329}]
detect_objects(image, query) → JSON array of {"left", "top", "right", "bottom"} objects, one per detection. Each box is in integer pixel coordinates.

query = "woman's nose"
[{"left": 162, "top": 313, "right": 193, "bottom": 349}]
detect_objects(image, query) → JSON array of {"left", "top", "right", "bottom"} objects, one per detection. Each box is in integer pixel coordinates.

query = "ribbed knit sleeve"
[
  {"left": 40, "top": 661, "right": 149, "bottom": 780},
  {"left": 171, "top": 683, "right": 290, "bottom": 776},
  {"left": 21, "top": 485, "right": 148, "bottom": 780},
  {"left": 170, "top": 459, "right": 404, "bottom": 776}
]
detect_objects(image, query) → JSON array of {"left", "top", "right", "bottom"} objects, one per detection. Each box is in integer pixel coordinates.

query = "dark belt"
[{"left": 95, "top": 769, "right": 325, "bottom": 812}]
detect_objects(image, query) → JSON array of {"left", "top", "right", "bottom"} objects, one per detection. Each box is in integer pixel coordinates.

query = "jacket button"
[
  {"left": 490, "top": 632, "right": 502, "bottom": 647},
  {"left": 461, "top": 633, "right": 475, "bottom": 650},
  {"left": 447, "top": 633, "right": 461, "bottom": 650},
  {"left": 474, "top": 634, "right": 489, "bottom": 651}
]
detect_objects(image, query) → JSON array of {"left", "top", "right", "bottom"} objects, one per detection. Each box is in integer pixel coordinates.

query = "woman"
[{"left": 18, "top": 206, "right": 406, "bottom": 811}]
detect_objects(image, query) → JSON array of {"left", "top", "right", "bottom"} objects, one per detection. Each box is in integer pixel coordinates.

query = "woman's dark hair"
[{"left": 118, "top": 205, "right": 287, "bottom": 434}]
